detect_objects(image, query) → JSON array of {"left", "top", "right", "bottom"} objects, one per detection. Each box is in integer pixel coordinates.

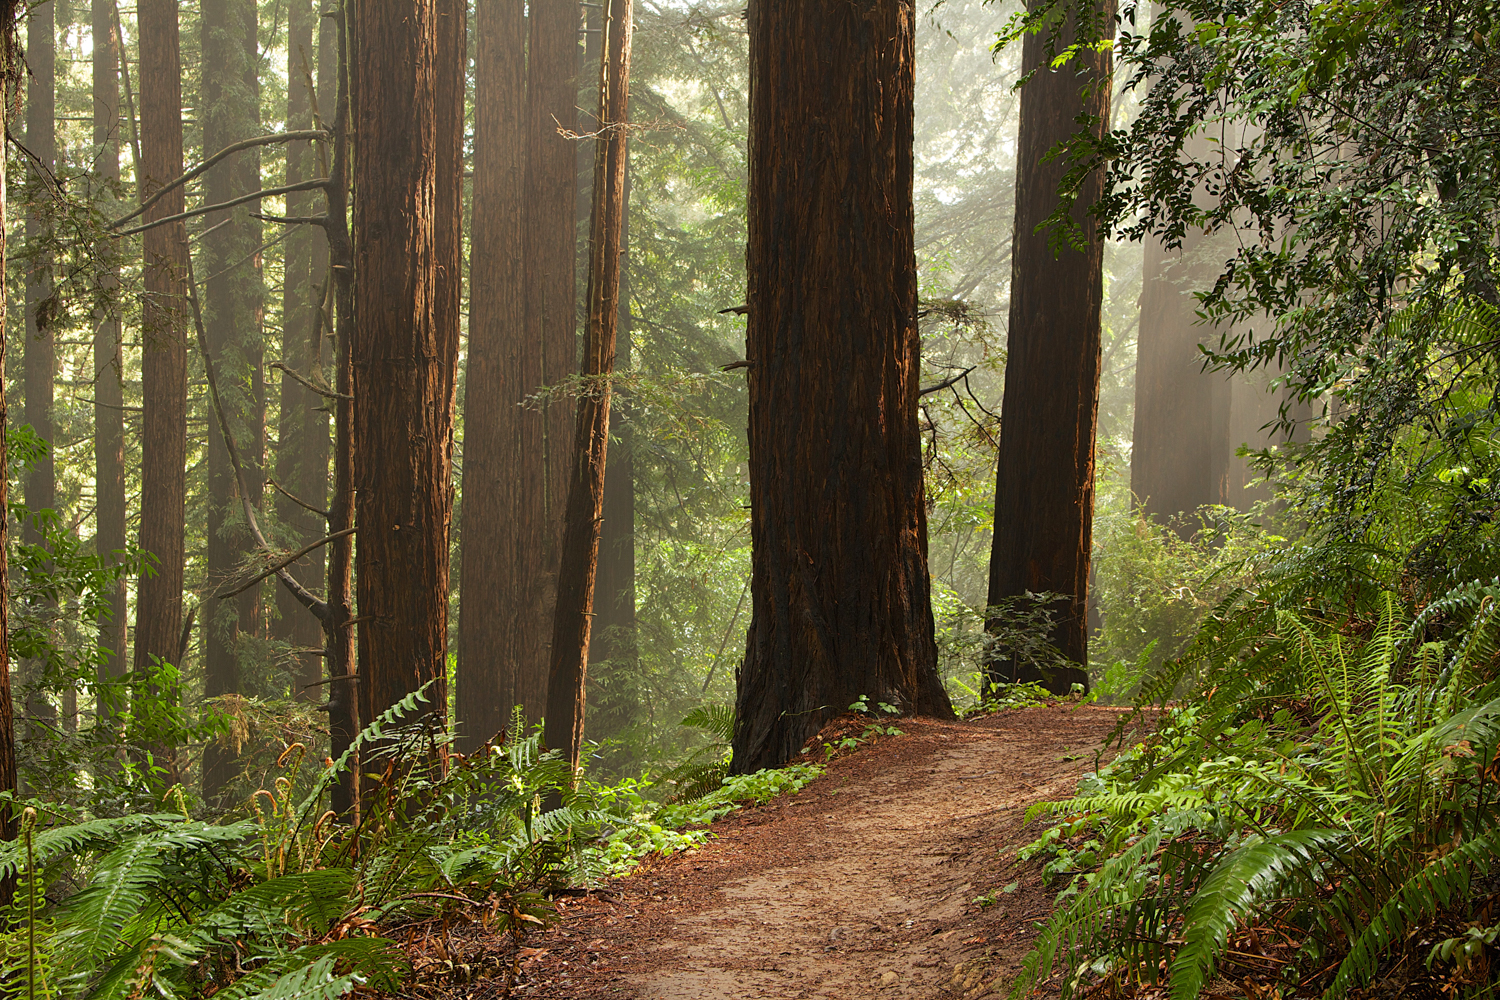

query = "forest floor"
[{"left": 428, "top": 705, "right": 1146, "bottom": 1000}]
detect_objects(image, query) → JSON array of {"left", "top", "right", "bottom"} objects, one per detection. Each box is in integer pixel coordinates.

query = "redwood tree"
[
  {"left": 984, "top": 10, "right": 1112, "bottom": 692},
  {"left": 457, "top": 0, "right": 531, "bottom": 750},
  {"left": 545, "top": 0, "right": 633, "bottom": 771},
  {"left": 352, "top": 0, "right": 462, "bottom": 743},
  {"left": 0, "top": 0, "right": 22, "bottom": 846},
  {"left": 200, "top": 0, "right": 263, "bottom": 800},
  {"left": 732, "top": 0, "right": 954, "bottom": 774},
  {"left": 133, "top": 0, "right": 190, "bottom": 763},
  {"left": 93, "top": 0, "right": 127, "bottom": 716}
]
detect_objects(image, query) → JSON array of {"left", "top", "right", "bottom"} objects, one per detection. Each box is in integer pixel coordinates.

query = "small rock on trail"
[{"left": 510, "top": 705, "right": 1140, "bottom": 999}]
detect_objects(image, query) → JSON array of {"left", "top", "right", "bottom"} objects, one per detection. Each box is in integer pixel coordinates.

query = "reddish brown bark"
[
  {"left": 351, "top": 0, "right": 458, "bottom": 747},
  {"left": 985, "top": 13, "right": 1112, "bottom": 692},
  {"left": 133, "top": 0, "right": 190, "bottom": 775},
  {"left": 93, "top": 0, "right": 127, "bottom": 717},
  {"left": 457, "top": 0, "right": 532, "bottom": 750},
  {"left": 525, "top": 0, "right": 579, "bottom": 690},
  {"left": 732, "top": 0, "right": 954, "bottom": 774},
  {"left": 544, "top": 0, "right": 633, "bottom": 772}
]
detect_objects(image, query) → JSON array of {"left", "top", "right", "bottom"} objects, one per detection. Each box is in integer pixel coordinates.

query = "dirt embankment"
[{"left": 465, "top": 705, "right": 1141, "bottom": 1000}]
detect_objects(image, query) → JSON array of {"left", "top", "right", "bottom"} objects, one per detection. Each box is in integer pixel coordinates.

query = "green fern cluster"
[
  {"left": 1010, "top": 588, "right": 1500, "bottom": 1000},
  {"left": 0, "top": 688, "right": 597, "bottom": 1000}
]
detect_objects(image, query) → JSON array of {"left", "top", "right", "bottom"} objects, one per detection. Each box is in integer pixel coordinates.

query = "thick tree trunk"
[
  {"left": 732, "top": 0, "right": 954, "bottom": 774},
  {"left": 274, "top": 0, "right": 331, "bottom": 705},
  {"left": 93, "top": 0, "right": 127, "bottom": 722},
  {"left": 525, "top": 0, "right": 579, "bottom": 697},
  {"left": 133, "top": 0, "right": 190, "bottom": 778},
  {"left": 351, "top": 0, "right": 459, "bottom": 757},
  {"left": 544, "top": 0, "right": 632, "bottom": 773},
  {"left": 201, "top": 0, "right": 263, "bottom": 801},
  {"left": 457, "top": 0, "right": 530, "bottom": 751},
  {"left": 24, "top": 0, "right": 59, "bottom": 736},
  {"left": 984, "top": 13, "right": 1112, "bottom": 692}
]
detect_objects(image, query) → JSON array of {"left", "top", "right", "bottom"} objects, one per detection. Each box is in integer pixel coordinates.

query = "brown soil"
[{"left": 449, "top": 705, "right": 1144, "bottom": 1000}]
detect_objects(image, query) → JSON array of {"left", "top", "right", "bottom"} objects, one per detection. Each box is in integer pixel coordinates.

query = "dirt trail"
[{"left": 507, "top": 706, "right": 1138, "bottom": 1000}]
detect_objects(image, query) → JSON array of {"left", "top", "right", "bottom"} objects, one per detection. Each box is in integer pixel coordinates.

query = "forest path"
[{"left": 512, "top": 705, "right": 1139, "bottom": 1000}]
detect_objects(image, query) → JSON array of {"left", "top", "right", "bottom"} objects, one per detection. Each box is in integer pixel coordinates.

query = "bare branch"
[
  {"left": 268, "top": 475, "right": 330, "bottom": 519},
  {"left": 109, "top": 129, "right": 330, "bottom": 229},
  {"left": 215, "top": 527, "right": 356, "bottom": 600},
  {"left": 919, "top": 366, "right": 976, "bottom": 396},
  {"left": 115, "top": 178, "right": 330, "bottom": 238},
  {"left": 270, "top": 360, "right": 349, "bottom": 399}
]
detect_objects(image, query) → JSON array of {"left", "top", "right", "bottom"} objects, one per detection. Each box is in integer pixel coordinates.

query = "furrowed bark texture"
[
  {"left": 544, "top": 0, "right": 632, "bottom": 772},
  {"left": 352, "top": 0, "right": 455, "bottom": 741},
  {"left": 458, "top": 0, "right": 530, "bottom": 750},
  {"left": 133, "top": 0, "right": 189, "bottom": 748},
  {"left": 733, "top": 0, "right": 954, "bottom": 774},
  {"left": 524, "top": 0, "right": 579, "bottom": 687},
  {"left": 275, "top": 0, "right": 331, "bottom": 703},
  {"left": 985, "top": 17, "right": 1111, "bottom": 691},
  {"left": 93, "top": 0, "right": 128, "bottom": 716},
  {"left": 201, "top": 0, "right": 263, "bottom": 800}
]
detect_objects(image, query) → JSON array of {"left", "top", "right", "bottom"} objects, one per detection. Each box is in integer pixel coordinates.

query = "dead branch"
[
  {"left": 919, "top": 366, "right": 975, "bottom": 396},
  {"left": 270, "top": 360, "right": 349, "bottom": 399},
  {"left": 116, "top": 177, "right": 330, "bottom": 238},
  {"left": 216, "top": 527, "right": 356, "bottom": 600}
]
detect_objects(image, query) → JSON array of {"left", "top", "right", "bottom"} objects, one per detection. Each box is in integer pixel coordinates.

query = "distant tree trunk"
[
  {"left": 1131, "top": 232, "right": 1231, "bottom": 533},
  {"left": 544, "top": 0, "right": 632, "bottom": 772},
  {"left": 458, "top": 0, "right": 530, "bottom": 751},
  {"left": 201, "top": 0, "right": 263, "bottom": 801},
  {"left": 93, "top": 0, "right": 128, "bottom": 723},
  {"left": 587, "top": 165, "right": 636, "bottom": 707},
  {"left": 351, "top": 0, "right": 458, "bottom": 755},
  {"left": 133, "top": 0, "right": 190, "bottom": 778},
  {"left": 525, "top": 0, "right": 579, "bottom": 694},
  {"left": 732, "top": 0, "right": 954, "bottom": 774},
  {"left": 984, "top": 11, "right": 1112, "bottom": 692},
  {"left": 0, "top": 0, "right": 22, "bottom": 851},
  {"left": 24, "top": 0, "right": 61, "bottom": 737},
  {"left": 274, "top": 0, "right": 330, "bottom": 705}
]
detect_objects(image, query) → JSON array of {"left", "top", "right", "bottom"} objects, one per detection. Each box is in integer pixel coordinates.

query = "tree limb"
[
  {"left": 216, "top": 527, "right": 356, "bottom": 599},
  {"left": 268, "top": 476, "right": 330, "bottom": 519},
  {"left": 109, "top": 129, "right": 329, "bottom": 229},
  {"left": 919, "top": 366, "right": 975, "bottom": 396},
  {"left": 115, "top": 178, "right": 330, "bottom": 238},
  {"left": 270, "top": 360, "right": 349, "bottom": 399}
]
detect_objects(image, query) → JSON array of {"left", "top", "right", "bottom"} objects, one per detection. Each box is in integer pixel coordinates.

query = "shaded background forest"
[{"left": 6, "top": 0, "right": 1279, "bottom": 793}]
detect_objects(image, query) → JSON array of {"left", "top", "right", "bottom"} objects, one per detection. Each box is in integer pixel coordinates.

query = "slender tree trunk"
[
  {"left": 24, "top": 0, "right": 59, "bottom": 737},
  {"left": 525, "top": 0, "right": 579, "bottom": 699},
  {"left": 133, "top": 0, "right": 189, "bottom": 780},
  {"left": 544, "top": 0, "right": 632, "bottom": 772},
  {"left": 587, "top": 164, "right": 635, "bottom": 708},
  {"left": 457, "top": 0, "right": 529, "bottom": 751},
  {"left": 984, "top": 11, "right": 1112, "bottom": 692},
  {"left": 732, "top": 0, "right": 954, "bottom": 774},
  {"left": 351, "top": 0, "right": 458, "bottom": 761},
  {"left": 93, "top": 0, "right": 127, "bottom": 724},
  {"left": 275, "top": 0, "right": 330, "bottom": 704},
  {"left": 322, "top": 1, "right": 356, "bottom": 817},
  {"left": 200, "top": 0, "right": 263, "bottom": 801},
  {"left": 0, "top": 0, "right": 22, "bottom": 853}
]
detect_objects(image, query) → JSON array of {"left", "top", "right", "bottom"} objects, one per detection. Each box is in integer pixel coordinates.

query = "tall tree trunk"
[
  {"left": 587, "top": 165, "right": 635, "bottom": 705},
  {"left": 24, "top": 0, "right": 58, "bottom": 736},
  {"left": 351, "top": 0, "right": 459, "bottom": 758},
  {"left": 1131, "top": 232, "right": 1231, "bottom": 532},
  {"left": 544, "top": 0, "right": 632, "bottom": 772},
  {"left": 732, "top": 0, "right": 954, "bottom": 774},
  {"left": 525, "top": 0, "right": 579, "bottom": 699},
  {"left": 984, "top": 11, "right": 1112, "bottom": 692},
  {"left": 133, "top": 0, "right": 189, "bottom": 780},
  {"left": 457, "top": 0, "right": 529, "bottom": 751},
  {"left": 275, "top": 0, "right": 330, "bottom": 704},
  {"left": 200, "top": 0, "right": 263, "bottom": 801},
  {"left": 93, "top": 0, "right": 127, "bottom": 725},
  {"left": 0, "top": 0, "right": 22, "bottom": 854}
]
